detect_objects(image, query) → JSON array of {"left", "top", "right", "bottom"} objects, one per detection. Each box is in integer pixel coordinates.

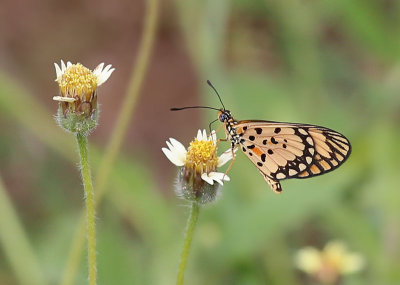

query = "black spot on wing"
[{"left": 261, "top": 154, "right": 266, "bottom": 162}]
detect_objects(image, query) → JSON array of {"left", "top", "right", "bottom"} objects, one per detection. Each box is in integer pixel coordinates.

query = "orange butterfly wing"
[{"left": 233, "top": 120, "right": 351, "bottom": 193}]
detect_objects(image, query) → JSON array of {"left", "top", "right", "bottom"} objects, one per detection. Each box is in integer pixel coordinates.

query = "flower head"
[
  {"left": 294, "top": 240, "right": 365, "bottom": 284},
  {"left": 162, "top": 129, "right": 235, "bottom": 204},
  {"left": 53, "top": 60, "right": 114, "bottom": 115},
  {"left": 53, "top": 60, "right": 114, "bottom": 134}
]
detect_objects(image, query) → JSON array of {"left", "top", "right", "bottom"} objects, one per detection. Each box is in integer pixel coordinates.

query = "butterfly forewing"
[{"left": 233, "top": 121, "right": 351, "bottom": 192}]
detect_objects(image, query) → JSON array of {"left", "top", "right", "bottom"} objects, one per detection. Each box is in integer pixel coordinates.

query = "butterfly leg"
[
  {"left": 208, "top": 118, "right": 219, "bottom": 134},
  {"left": 215, "top": 137, "right": 228, "bottom": 149},
  {"left": 257, "top": 169, "right": 282, "bottom": 194},
  {"left": 222, "top": 145, "right": 238, "bottom": 179},
  {"left": 212, "top": 123, "right": 225, "bottom": 137}
]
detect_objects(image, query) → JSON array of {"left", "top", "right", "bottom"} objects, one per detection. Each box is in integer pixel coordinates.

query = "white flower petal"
[
  {"left": 210, "top": 130, "right": 217, "bottom": 143},
  {"left": 208, "top": 173, "right": 224, "bottom": 185},
  {"left": 196, "top": 129, "right": 202, "bottom": 141},
  {"left": 53, "top": 96, "right": 76, "bottom": 102},
  {"left": 99, "top": 68, "right": 115, "bottom": 86},
  {"left": 93, "top": 63, "right": 104, "bottom": 76},
  {"left": 165, "top": 139, "right": 187, "bottom": 165},
  {"left": 201, "top": 173, "right": 214, "bottom": 185},
  {"left": 202, "top": 129, "right": 207, "bottom": 141},
  {"left": 169, "top": 138, "right": 187, "bottom": 155},
  {"left": 218, "top": 148, "right": 236, "bottom": 167},
  {"left": 66, "top": 61, "right": 72, "bottom": 68},
  {"left": 61, "top": 60, "right": 66, "bottom": 72},
  {"left": 162, "top": 148, "right": 185, "bottom": 166},
  {"left": 95, "top": 63, "right": 115, "bottom": 86},
  {"left": 166, "top": 140, "right": 174, "bottom": 150},
  {"left": 102, "top": 64, "right": 113, "bottom": 73},
  {"left": 209, "top": 172, "right": 230, "bottom": 182},
  {"left": 54, "top": 63, "right": 62, "bottom": 80},
  {"left": 168, "top": 138, "right": 187, "bottom": 163}
]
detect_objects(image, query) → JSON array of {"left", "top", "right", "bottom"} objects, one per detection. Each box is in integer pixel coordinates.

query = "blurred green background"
[{"left": 0, "top": 0, "right": 399, "bottom": 284}]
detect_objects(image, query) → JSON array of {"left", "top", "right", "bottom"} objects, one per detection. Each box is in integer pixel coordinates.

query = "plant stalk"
[
  {"left": 176, "top": 202, "right": 200, "bottom": 285},
  {"left": 60, "top": 0, "right": 159, "bottom": 282},
  {"left": 76, "top": 132, "right": 97, "bottom": 285}
]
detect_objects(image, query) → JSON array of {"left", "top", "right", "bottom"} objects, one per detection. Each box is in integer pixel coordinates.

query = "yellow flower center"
[
  {"left": 186, "top": 138, "right": 218, "bottom": 173},
  {"left": 57, "top": 63, "right": 98, "bottom": 101}
]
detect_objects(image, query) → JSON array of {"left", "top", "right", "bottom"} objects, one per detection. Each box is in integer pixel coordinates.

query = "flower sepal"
[
  {"left": 177, "top": 166, "right": 222, "bottom": 205},
  {"left": 56, "top": 106, "right": 98, "bottom": 135}
]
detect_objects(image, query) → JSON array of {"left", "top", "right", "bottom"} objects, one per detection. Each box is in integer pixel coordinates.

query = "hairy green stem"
[
  {"left": 76, "top": 133, "right": 97, "bottom": 285},
  {"left": 60, "top": 1, "right": 159, "bottom": 283},
  {"left": 176, "top": 202, "right": 200, "bottom": 285}
]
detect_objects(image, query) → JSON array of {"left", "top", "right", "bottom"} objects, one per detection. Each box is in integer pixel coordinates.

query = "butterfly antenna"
[
  {"left": 170, "top": 106, "right": 220, "bottom": 111},
  {"left": 207, "top": 80, "right": 225, "bottom": 110}
]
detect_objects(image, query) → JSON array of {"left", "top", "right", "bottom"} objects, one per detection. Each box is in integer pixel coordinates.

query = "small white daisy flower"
[
  {"left": 53, "top": 60, "right": 114, "bottom": 134},
  {"left": 53, "top": 60, "right": 114, "bottom": 108},
  {"left": 162, "top": 129, "right": 235, "bottom": 204}
]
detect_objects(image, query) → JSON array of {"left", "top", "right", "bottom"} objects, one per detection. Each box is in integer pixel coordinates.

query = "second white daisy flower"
[{"left": 162, "top": 129, "right": 235, "bottom": 204}]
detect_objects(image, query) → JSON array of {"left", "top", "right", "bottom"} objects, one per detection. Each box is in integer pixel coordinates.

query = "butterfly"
[{"left": 171, "top": 81, "right": 351, "bottom": 193}]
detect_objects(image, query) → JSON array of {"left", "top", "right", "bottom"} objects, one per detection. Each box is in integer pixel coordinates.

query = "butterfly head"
[{"left": 218, "top": 109, "right": 232, "bottom": 123}]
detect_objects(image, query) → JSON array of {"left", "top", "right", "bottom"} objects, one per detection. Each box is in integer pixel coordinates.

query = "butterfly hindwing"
[
  {"left": 256, "top": 168, "right": 283, "bottom": 193},
  {"left": 295, "top": 127, "right": 351, "bottom": 178},
  {"left": 233, "top": 121, "right": 351, "bottom": 192}
]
